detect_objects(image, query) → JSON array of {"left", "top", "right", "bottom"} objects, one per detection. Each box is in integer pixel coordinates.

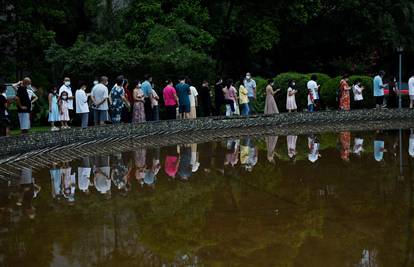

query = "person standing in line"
[
  {"left": 238, "top": 77, "right": 250, "bottom": 116},
  {"left": 373, "top": 70, "right": 387, "bottom": 109},
  {"left": 176, "top": 77, "right": 191, "bottom": 119},
  {"left": 264, "top": 79, "right": 280, "bottom": 115},
  {"left": 91, "top": 76, "right": 109, "bottom": 126},
  {"left": 223, "top": 79, "right": 237, "bottom": 117},
  {"left": 307, "top": 87, "right": 315, "bottom": 113},
  {"left": 0, "top": 85, "right": 9, "bottom": 136},
  {"left": 163, "top": 79, "right": 178, "bottom": 120},
  {"left": 150, "top": 84, "right": 160, "bottom": 121},
  {"left": 121, "top": 79, "right": 132, "bottom": 123},
  {"left": 352, "top": 79, "right": 364, "bottom": 109},
  {"left": 387, "top": 77, "right": 399, "bottom": 109},
  {"left": 0, "top": 85, "right": 11, "bottom": 136},
  {"left": 48, "top": 86, "right": 60, "bottom": 131},
  {"left": 214, "top": 78, "right": 224, "bottom": 116},
  {"left": 307, "top": 75, "right": 320, "bottom": 111},
  {"left": 132, "top": 81, "right": 146, "bottom": 123},
  {"left": 244, "top": 72, "right": 256, "bottom": 115},
  {"left": 286, "top": 80, "right": 298, "bottom": 112},
  {"left": 59, "top": 91, "right": 70, "bottom": 129},
  {"left": 188, "top": 81, "right": 199, "bottom": 119},
  {"left": 141, "top": 74, "right": 154, "bottom": 121},
  {"left": 75, "top": 81, "right": 90, "bottom": 129},
  {"left": 199, "top": 80, "right": 212, "bottom": 117},
  {"left": 109, "top": 75, "right": 128, "bottom": 124},
  {"left": 59, "top": 77, "right": 75, "bottom": 123},
  {"left": 14, "top": 78, "right": 32, "bottom": 134},
  {"left": 339, "top": 74, "right": 351, "bottom": 111},
  {"left": 408, "top": 74, "right": 414, "bottom": 109}
]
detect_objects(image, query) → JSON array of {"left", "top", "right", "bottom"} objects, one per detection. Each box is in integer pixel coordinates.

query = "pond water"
[{"left": 1, "top": 129, "right": 414, "bottom": 266}]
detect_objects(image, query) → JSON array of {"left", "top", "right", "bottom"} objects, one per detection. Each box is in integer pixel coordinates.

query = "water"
[{"left": 1, "top": 129, "right": 414, "bottom": 266}]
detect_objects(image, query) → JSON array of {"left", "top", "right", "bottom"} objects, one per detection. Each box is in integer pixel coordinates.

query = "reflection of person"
[
  {"left": 165, "top": 150, "right": 179, "bottom": 179},
  {"left": 190, "top": 144, "right": 201, "bottom": 172},
  {"left": 61, "top": 162, "right": 76, "bottom": 203},
  {"left": 308, "top": 135, "right": 321, "bottom": 163},
  {"left": 266, "top": 136, "right": 278, "bottom": 163},
  {"left": 16, "top": 167, "right": 37, "bottom": 219},
  {"left": 78, "top": 158, "right": 92, "bottom": 193},
  {"left": 339, "top": 132, "right": 351, "bottom": 161},
  {"left": 225, "top": 140, "right": 239, "bottom": 167},
  {"left": 178, "top": 145, "right": 192, "bottom": 180},
  {"left": 111, "top": 153, "right": 128, "bottom": 190},
  {"left": 93, "top": 156, "right": 111, "bottom": 196},
  {"left": 374, "top": 131, "right": 387, "bottom": 162},
  {"left": 353, "top": 136, "right": 364, "bottom": 157},
  {"left": 409, "top": 129, "right": 414, "bottom": 158},
  {"left": 134, "top": 148, "right": 146, "bottom": 186},
  {"left": 50, "top": 163, "right": 61, "bottom": 199},
  {"left": 287, "top": 135, "right": 298, "bottom": 161}
]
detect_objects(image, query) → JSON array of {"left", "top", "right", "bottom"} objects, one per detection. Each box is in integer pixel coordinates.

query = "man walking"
[
  {"left": 176, "top": 77, "right": 191, "bottom": 119},
  {"left": 307, "top": 75, "right": 320, "bottom": 111},
  {"left": 244, "top": 73, "right": 256, "bottom": 114}
]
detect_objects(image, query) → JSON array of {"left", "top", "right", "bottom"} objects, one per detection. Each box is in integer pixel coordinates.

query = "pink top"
[
  {"left": 163, "top": 85, "right": 177, "bottom": 107},
  {"left": 224, "top": 86, "right": 237, "bottom": 101},
  {"left": 165, "top": 155, "right": 178, "bottom": 178}
]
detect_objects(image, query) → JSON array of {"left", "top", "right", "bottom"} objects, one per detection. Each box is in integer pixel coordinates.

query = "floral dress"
[
  {"left": 110, "top": 85, "right": 125, "bottom": 123},
  {"left": 132, "top": 88, "right": 146, "bottom": 123},
  {"left": 339, "top": 79, "right": 350, "bottom": 111}
]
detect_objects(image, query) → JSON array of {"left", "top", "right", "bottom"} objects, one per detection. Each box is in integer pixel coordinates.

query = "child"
[
  {"left": 48, "top": 87, "right": 60, "bottom": 131},
  {"left": 286, "top": 80, "right": 298, "bottom": 112},
  {"left": 59, "top": 91, "right": 70, "bottom": 129}
]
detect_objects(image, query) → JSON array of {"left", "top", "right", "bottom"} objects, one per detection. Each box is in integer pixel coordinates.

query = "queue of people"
[{"left": 1, "top": 70, "right": 413, "bottom": 136}]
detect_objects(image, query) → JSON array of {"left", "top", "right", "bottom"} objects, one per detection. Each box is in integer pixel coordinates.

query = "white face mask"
[
  {"left": 292, "top": 83, "right": 296, "bottom": 86},
  {"left": 246, "top": 76, "right": 251, "bottom": 80},
  {"left": 64, "top": 81, "right": 71, "bottom": 87},
  {"left": 93, "top": 80, "right": 99, "bottom": 85},
  {"left": 62, "top": 95, "right": 68, "bottom": 100}
]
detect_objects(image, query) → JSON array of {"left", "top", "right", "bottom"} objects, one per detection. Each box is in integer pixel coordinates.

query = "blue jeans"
[
  {"left": 240, "top": 103, "right": 249, "bottom": 116},
  {"left": 308, "top": 104, "right": 314, "bottom": 113},
  {"left": 152, "top": 106, "right": 159, "bottom": 121},
  {"left": 248, "top": 97, "right": 255, "bottom": 114}
]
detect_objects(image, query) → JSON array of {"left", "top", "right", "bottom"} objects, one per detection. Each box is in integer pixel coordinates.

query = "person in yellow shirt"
[{"left": 238, "top": 77, "right": 250, "bottom": 116}]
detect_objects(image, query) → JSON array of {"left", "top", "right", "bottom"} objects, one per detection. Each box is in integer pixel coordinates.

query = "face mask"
[
  {"left": 93, "top": 80, "right": 99, "bottom": 85},
  {"left": 62, "top": 95, "right": 68, "bottom": 100},
  {"left": 64, "top": 81, "right": 71, "bottom": 87},
  {"left": 246, "top": 76, "right": 251, "bottom": 80},
  {"left": 292, "top": 83, "right": 296, "bottom": 86}
]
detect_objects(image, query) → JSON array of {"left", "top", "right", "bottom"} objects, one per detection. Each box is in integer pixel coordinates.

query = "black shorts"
[
  {"left": 179, "top": 105, "right": 190, "bottom": 114},
  {"left": 375, "top": 96, "right": 384, "bottom": 105}
]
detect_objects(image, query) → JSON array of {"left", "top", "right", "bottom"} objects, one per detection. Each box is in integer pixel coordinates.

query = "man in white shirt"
[
  {"left": 307, "top": 75, "right": 320, "bottom": 111},
  {"left": 59, "top": 77, "right": 74, "bottom": 110},
  {"left": 91, "top": 76, "right": 109, "bottom": 125},
  {"left": 75, "top": 82, "right": 90, "bottom": 128},
  {"left": 408, "top": 74, "right": 414, "bottom": 108},
  {"left": 189, "top": 85, "right": 198, "bottom": 119}
]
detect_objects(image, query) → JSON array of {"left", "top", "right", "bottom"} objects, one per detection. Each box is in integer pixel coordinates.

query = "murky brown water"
[{"left": 1, "top": 129, "right": 414, "bottom": 267}]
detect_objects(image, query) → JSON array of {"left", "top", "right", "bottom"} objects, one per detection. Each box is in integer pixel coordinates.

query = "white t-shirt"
[
  {"left": 307, "top": 80, "right": 319, "bottom": 100},
  {"left": 353, "top": 85, "right": 363, "bottom": 101},
  {"left": 409, "top": 77, "right": 414, "bottom": 96},
  {"left": 78, "top": 167, "right": 92, "bottom": 192},
  {"left": 189, "top": 86, "right": 198, "bottom": 107},
  {"left": 353, "top": 138, "right": 364, "bottom": 154},
  {"left": 75, "top": 89, "right": 89, "bottom": 113},
  {"left": 91, "top": 83, "right": 109, "bottom": 111},
  {"left": 59, "top": 85, "right": 74, "bottom": 110},
  {"left": 94, "top": 167, "right": 111, "bottom": 194},
  {"left": 2, "top": 92, "right": 8, "bottom": 116}
]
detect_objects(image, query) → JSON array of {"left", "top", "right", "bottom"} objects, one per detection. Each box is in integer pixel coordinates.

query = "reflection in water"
[{"left": 1, "top": 129, "right": 414, "bottom": 266}]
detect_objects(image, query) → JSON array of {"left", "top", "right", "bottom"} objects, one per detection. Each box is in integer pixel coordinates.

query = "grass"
[{"left": 10, "top": 126, "right": 50, "bottom": 136}]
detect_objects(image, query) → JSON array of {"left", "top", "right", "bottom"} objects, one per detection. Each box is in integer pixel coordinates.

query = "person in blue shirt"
[
  {"left": 175, "top": 77, "right": 191, "bottom": 119},
  {"left": 141, "top": 74, "right": 154, "bottom": 121},
  {"left": 373, "top": 70, "right": 387, "bottom": 109}
]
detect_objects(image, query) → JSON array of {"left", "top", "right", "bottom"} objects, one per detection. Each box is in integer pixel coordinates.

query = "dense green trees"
[{"left": 1, "top": 0, "right": 414, "bottom": 85}]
